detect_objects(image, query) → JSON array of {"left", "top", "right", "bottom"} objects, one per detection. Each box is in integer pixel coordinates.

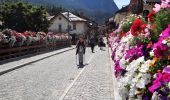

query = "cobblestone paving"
[
  {"left": 0, "top": 46, "right": 114, "bottom": 100},
  {"left": 63, "top": 48, "right": 114, "bottom": 100},
  {"left": 0, "top": 48, "right": 93, "bottom": 100}
]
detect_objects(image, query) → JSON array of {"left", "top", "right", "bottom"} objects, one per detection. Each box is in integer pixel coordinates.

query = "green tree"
[{"left": 0, "top": 2, "right": 50, "bottom": 32}]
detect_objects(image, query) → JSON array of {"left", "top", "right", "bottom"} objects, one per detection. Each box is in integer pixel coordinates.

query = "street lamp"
[
  {"left": 67, "top": 11, "right": 70, "bottom": 35},
  {"left": 67, "top": 10, "right": 71, "bottom": 45}
]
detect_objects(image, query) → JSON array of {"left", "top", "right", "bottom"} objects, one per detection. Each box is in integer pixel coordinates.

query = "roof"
[
  {"left": 109, "top": 17, "right": 114, "bottom": 22},
  {"left": 47, "top": 16, "right": 55, "bottom": 21},
  {"left": 48, "top": 12, "right": 87, "bottom": 22},
  {"left": 115, "top": 5, "right": 129, "bottom": 14},
  {"left": 146, "top": 0, "right": 161, "bottom": 3},
  {"left": 62, "top": 12, "right": 87, "bottom": 22}
]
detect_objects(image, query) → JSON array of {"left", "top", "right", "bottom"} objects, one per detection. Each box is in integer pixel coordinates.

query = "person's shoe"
[{"left": 79, "top": 62, "right": 83, "bottom": 65}]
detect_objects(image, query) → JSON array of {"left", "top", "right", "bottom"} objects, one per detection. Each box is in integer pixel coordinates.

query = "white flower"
[
  {"left": 129, "top": 84, "right": 136, "bottom": 98},
  {"left": 132, "top": 73, "right": 141, "bottom": 83},
  {"left": 138, "top": 15, "right": 142, "bottom": 18},
  {"left": 126, "top": 57, "right": 144, "bottom": 73},
  {"left": 162, "top": 40, "right": 168, "bottom": 44},
  {"left": 139, "top": 60, "right": 151, "bottom": 73},
  {"left": 151, "top": 92, "right": 159, "bottom": 100},
  {"left": 153, "top": 74, "right": 157, "bottom": 79},
  {"left": 150, "top": 50, "right": 154, "bottom": 57},
  {"left": 167, "top": 42, "right": 170, "bottom": 47},
  {"left": 119, "top": 73, "right": 134, "bottom": 85},
  {"left": 136, "top": 78, "right": 145, "bottom": 89},
  {"left": 168, "top": 82, "right": 170, "bottom": 88},
  {"left": 137, "top": 73, "right": 151, "bottom": 88},
  {"left": 120, "top": 57, "right": 128, "bottom": 69}
]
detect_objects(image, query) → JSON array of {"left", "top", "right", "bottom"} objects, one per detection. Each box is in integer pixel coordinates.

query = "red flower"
[
  {"left": 148, "top": 11, "right": 155, "bottom": 22},
  {"left": 141, "top": 24, "right": 147, "bottom": 30},
  {"left": 130, "top": 18, "right": 143, "bottom": 36},
  {"left": 122, "top": 33, "right": 126, "bottom": 37},
  {"left": 151, "top": 25, "right": 156, "bottom": 29},
  {"left": 147, "top": 41, "right": 153, "bottom": 48},
  {"left": 23, "top": 31, "right": 30, "bottom": 38},
  {"left": 120, "top": 32, "right": 126, "bottom": 37},
  {"left": 141, "top": 24, "right": 148, "bottom": 34},
  {"left": 12, "top": 31, "right": 19, "bottom": 37},
  {"left": 32, "top": 32, "right": 36, "bottom": 37}
]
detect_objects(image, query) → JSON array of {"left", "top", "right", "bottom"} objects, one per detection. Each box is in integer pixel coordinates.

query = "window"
[
  {"left": 59, "top": 24, "right": 62, "bottom": 32},
  {"left": 67, "top": 25, "right": 71, "bottom": 31},
  {"left": 73, "top": 23, "right": 76, "bottom": 30},
  {"left": 59, "top": 17, "right": 62, "bottom": 20}
]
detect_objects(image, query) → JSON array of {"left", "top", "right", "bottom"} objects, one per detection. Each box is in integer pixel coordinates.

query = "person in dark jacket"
[
  {"left": 90, "top": 37, "right": 95, "bottom": 53},
  {"left": 76, "top": 36, "right": 86, "bottom": 66},
  {"left": 98, "top": 37, "right": 104, "bottom": 50}
]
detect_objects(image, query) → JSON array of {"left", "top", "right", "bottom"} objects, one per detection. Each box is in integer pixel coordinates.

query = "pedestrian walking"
[
  {"left": 98, "top": 36, "right": 104, "bottom": 50},
  {"left": 76, "top": 36, "right": 86, "bottom": 66},
  {"left": 90, "top": 37, "right": 95, "bottom": 53}
]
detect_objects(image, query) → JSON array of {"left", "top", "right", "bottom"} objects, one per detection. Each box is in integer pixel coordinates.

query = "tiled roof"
[
  {"left": 146, "top": 0, "right": 161, "bottom": 2},
  {"left": 62, "top": 12, "right": 87, "bottom": 22},
  {"left": 115, "top": 5, "right": 129, "bottom": 14}
]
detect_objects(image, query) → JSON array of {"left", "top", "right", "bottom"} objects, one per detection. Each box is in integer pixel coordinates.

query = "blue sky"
[{"left": 113, "top": 0, "right": 130, "bottom": 9}]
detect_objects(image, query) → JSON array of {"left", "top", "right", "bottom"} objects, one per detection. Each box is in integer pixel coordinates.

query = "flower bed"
[
  {"left": 0, "top": 29, "right": 70, "bottom": 49},
  {"left": 109, "top": 0, "right": 170, "bottom": 99}
]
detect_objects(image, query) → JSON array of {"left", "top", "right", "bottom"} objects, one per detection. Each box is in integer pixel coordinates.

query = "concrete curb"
[
  {"left": 0, "top": 47, "right": 76, "bottom": 76},
  {"left": 108, "top": 48, "right": 122, "bottom": 100}
]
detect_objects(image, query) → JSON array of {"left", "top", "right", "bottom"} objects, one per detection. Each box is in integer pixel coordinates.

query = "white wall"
[
  {"left": 48, "top": 15, "right": 89, "bottom": 35},
  {"left": 48, "top": 15, "right": 71, "bottom": 33},
  {"left": 70, "top": 22, "right": 88, "bottom": 35}
]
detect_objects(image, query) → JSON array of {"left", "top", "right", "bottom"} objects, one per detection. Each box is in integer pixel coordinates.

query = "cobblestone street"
[
  {"left": 0, "top": 46, "right": 114, "bottom": 100},
  {"left": 62, "top": 48, "right": 114, "bottom": 100}
]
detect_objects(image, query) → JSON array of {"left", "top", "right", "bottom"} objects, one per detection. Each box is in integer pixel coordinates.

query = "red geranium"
[
  {"left": 130, "top": 18, "right": 143, "bottom": 36},
  {"left": 148, "top": 11, "right": 155, "bottom": 22},
  {"left": 12, "top": 31, "right": 20, "bottom": 37},
  {"left": 32, "top": 32, "right": 36, "bottom": 37},
  {"left": 141, "top": 24, "right": 148, "bottom": 34},
  {"left": 147, "top": 41, "right": 153, "bottom": 48},
  {"left": 23, "top": 31, "right": 30, "bottom": 38}
]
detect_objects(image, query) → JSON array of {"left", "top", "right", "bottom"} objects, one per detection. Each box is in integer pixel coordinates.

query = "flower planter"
[{"left": 108, "top": 0, "right": 170, "bottom": 99}]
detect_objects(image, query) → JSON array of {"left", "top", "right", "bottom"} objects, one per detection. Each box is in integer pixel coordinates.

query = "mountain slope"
[{"left": 24, "top": 0, "right": 119, "bottom": 23}]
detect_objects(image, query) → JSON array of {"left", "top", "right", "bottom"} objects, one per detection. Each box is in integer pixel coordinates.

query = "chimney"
[{"left": 79, "top": 12, "right": 84, "bottom": 18}]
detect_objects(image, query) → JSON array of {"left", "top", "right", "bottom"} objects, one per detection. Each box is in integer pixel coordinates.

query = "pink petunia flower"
[
  {"left": 149, "top": 72, "right": 170, "bottom": 93},
  {"left": 149, "top": 81, "right": 162, "bottom": 93},
  {"left": 125, "top": 45, "right": 143, "bottom": 62},
  {"left": 153, "top": 4, "right": 161, "bottom": 13},
  {"left": 163, "top": 66, "right": 170, "bottom": 74},
  {"left": 161, "top": 0, "right": 168, "bottom": 8},
  {"left": 115, "top": 60, "right": 123, "bottom": 78},
  {"left": 160, "top": 24, "right": 170, "bottom": 40},
  {"left": 161, "top": 0, "right": 170, "bottom": 8},
  {"left": 153, "top": 41, "right": 168, "bottom": 58}
]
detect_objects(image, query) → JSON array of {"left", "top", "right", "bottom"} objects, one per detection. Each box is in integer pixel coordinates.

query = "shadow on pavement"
[{"left": 77, "top": 63, "right": 88, "bottom": 69}]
